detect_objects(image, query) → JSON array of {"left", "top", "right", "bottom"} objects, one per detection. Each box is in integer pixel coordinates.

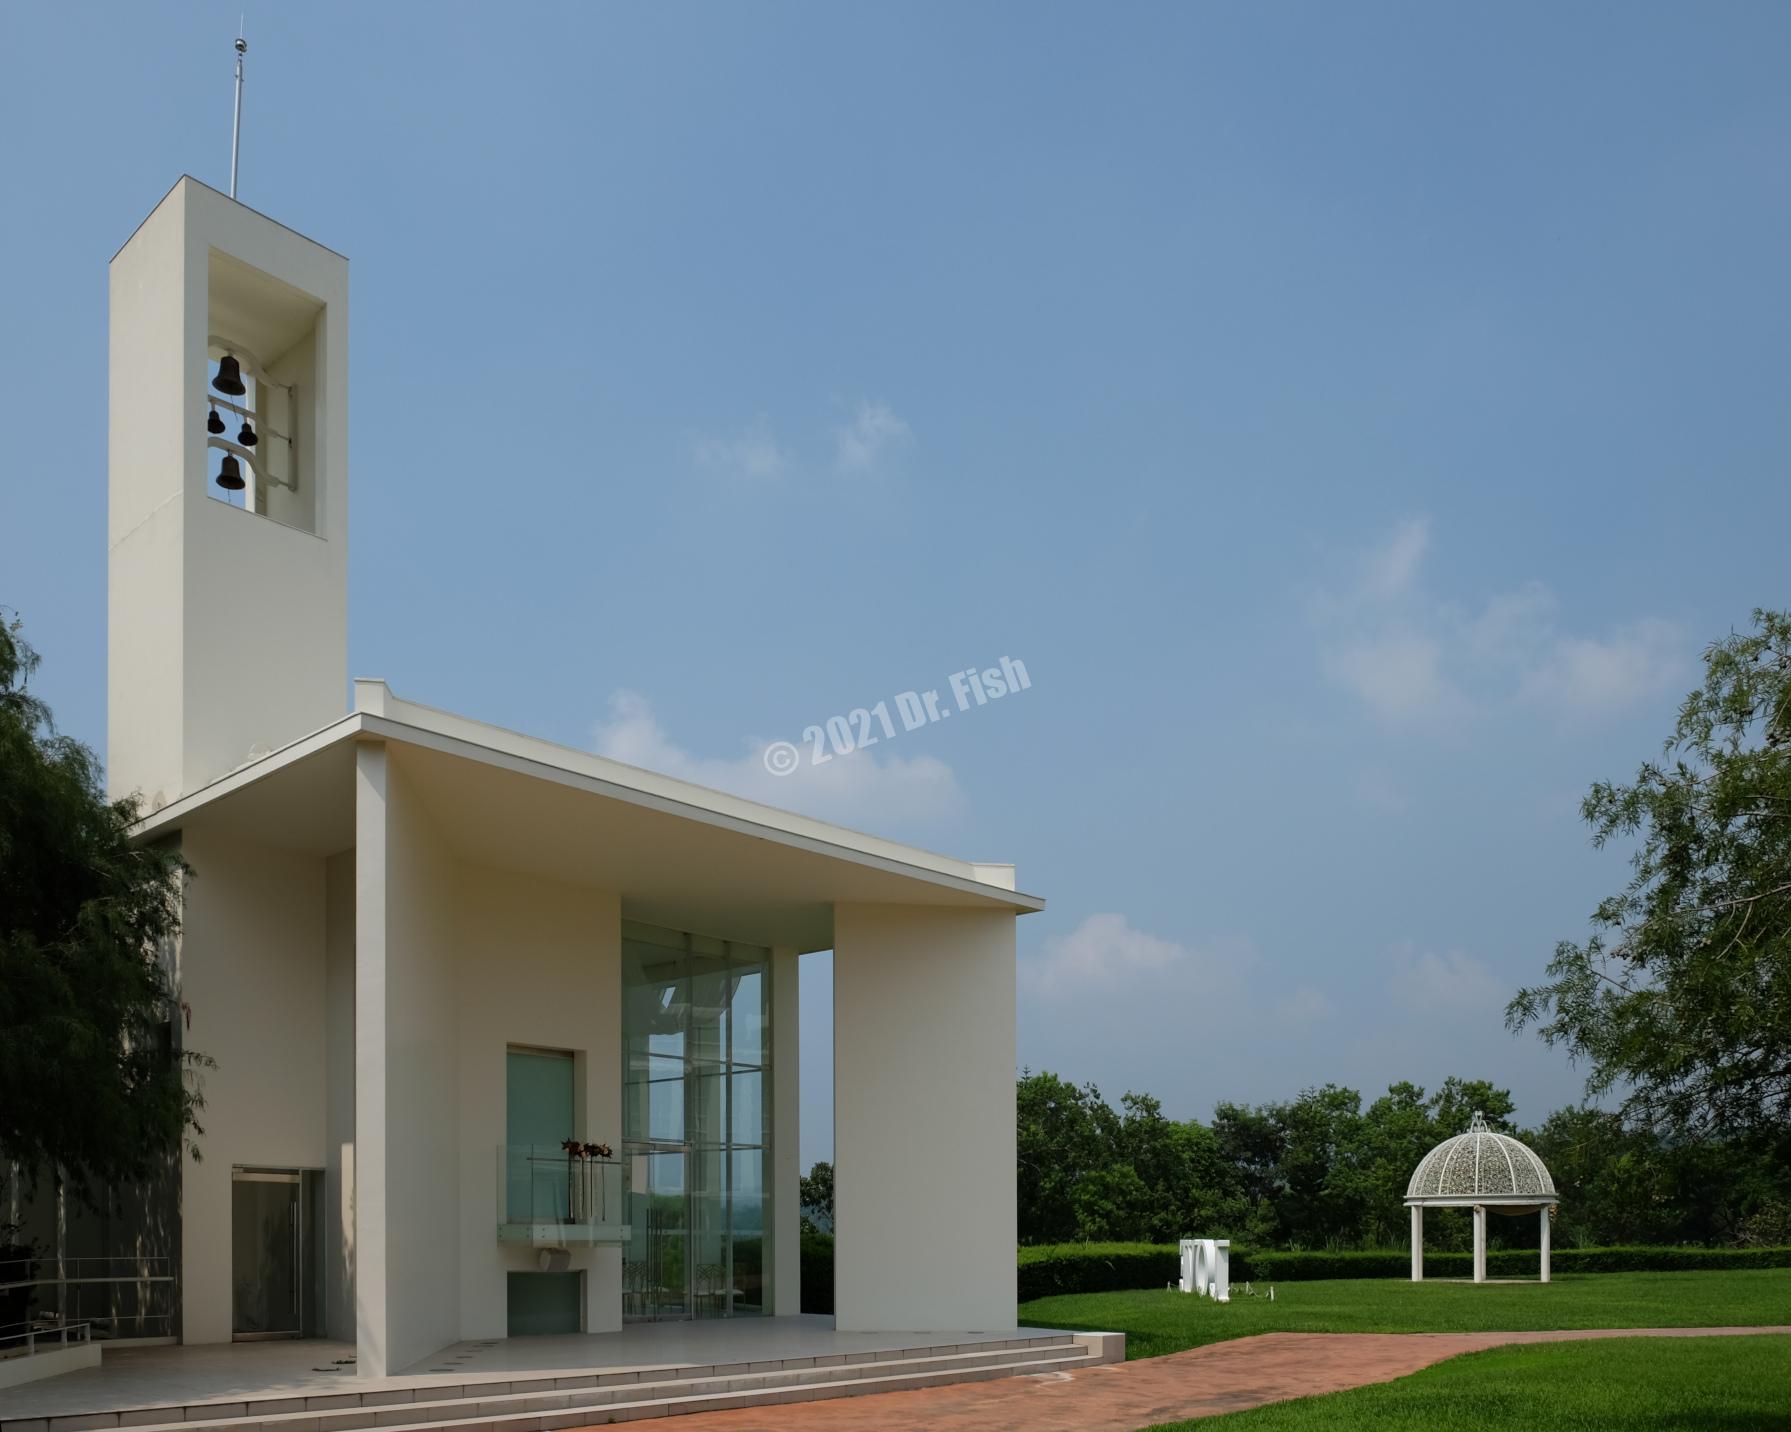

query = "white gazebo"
[{"left": 1405, "top": 1112, "right": 1559, "bottom": 1283}]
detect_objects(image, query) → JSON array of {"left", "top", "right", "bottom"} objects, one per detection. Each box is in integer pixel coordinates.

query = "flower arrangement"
[{"left": 558, "top": 1140, "right": 616, "bottom": 1221}]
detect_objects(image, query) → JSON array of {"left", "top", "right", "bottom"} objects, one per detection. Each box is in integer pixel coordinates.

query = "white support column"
[
  {"left": 354, "top": 745, "right": 460, "bottom": 1375},
  {"left": 832, "top": 904, "right": 1016, "bottom": 1332},
  {"left": 1540, "top": 1206, "right": 1551, "bottom": 1284},
  {"left": 1410, "top": 1204, "right": 1423, "bottom": 1281},
  {"left": 1472, "top": 1205, "right": 1487, "bottom": 1283},
  {"left": 770, "top": 946, "right": 802, "bottom": 1316},
  {"left": 354, "top": 744, "right": 391, "bottom": 1376}
]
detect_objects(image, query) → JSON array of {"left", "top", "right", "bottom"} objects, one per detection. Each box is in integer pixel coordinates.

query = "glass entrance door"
[
  {"left": 626, "top": 1148, "right": 690, "bottom": 1320},
  {"left": 231, "top": 1169, "right": 312, "bottom": 1340},
  {"left": 622, "top": 924, "right": 771, "bottom": 1322}
]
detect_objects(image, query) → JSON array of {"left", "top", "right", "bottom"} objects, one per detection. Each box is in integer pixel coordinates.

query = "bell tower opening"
[{"left": 203, "top": 250, "right": 323, "bottom": 533}]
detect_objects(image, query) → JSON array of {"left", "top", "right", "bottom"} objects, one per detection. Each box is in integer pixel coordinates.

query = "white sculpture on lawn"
[{"left": 1178, "top": 1237, "right": 1230, "bottom": 1301}]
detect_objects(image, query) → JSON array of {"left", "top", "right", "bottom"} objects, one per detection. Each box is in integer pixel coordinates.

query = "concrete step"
[
  {"left": 12, "top": 1336, "right": 1116, "bottom": 1432},
  {"left": 335, "top": 1345, "right": 1102, "bottom": 1432}
]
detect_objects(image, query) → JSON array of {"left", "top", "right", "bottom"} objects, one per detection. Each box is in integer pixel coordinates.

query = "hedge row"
[
  {"left": 1014, "top": 1242, "right": 1791, "bottom": 1300},
  {"left": 800, "top": 1236, "right": 1791, "bottom": 1310},
  {"left": 801, "top": 1232, "right": 835, "bottom": 1314}
]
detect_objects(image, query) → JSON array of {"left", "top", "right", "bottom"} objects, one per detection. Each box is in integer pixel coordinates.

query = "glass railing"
[{"left": 496, "top": 1145, "right": 627, "bottom": 1244}]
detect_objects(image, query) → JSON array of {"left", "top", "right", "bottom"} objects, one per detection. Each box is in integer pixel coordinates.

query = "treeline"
[{"left": 1015, "top": 1071, "right": 1791, "bottom": 1252}]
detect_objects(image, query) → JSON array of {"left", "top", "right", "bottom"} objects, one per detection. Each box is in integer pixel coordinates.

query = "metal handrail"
[
  {"left": 0, "top": 1256, "right": 177, "bottom": 1342},
  {"left": 0, "top": 1255, "right": 174, "bottom": 1293},
  {"left": 0, "top": 1319, "right": 92, "bottom": 1358}
]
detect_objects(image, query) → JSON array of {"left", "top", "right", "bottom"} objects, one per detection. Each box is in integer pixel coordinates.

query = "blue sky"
[{"left": 4, "top": 4, "right": 1789, "bottom": 1171}]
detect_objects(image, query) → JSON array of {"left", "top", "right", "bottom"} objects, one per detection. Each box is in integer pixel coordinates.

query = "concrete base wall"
[{"left": 0, "top": 1340, "right": 103, "bottom": 1390}]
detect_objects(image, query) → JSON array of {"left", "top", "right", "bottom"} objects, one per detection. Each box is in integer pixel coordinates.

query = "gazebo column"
[
  {"left": 1410, "top": 1205, "right": 1423, "bottom": 1281},
  {"left": 1472, "top": 1205, "right": 1487, "bottom": 1283},
  {"left": 1540, "top": 1206, "right": 1551, "bottom": 1284}
]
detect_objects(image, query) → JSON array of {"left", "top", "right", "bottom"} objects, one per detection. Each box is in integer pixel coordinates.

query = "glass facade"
[{"left": 621, "top": 922, "right": 772, "bottom": 1321}]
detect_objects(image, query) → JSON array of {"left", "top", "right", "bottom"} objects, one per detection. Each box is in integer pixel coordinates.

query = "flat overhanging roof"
[{"left": 132, "top": 682, "right": 1042, "bottom": 952}]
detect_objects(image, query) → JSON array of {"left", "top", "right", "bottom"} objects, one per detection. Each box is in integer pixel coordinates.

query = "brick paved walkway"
[{"left": 640, "top": 1324, "right": 1791, "bottom": 1431}]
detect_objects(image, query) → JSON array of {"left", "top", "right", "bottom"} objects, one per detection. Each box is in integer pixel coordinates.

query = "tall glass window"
[{"left": 621, "top": 923, "right": 771, "bottom": 1321}]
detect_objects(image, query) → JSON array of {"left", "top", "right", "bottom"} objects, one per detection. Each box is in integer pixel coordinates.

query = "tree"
[
  {"left": 1427, "top": 1076, "right": 1517, "bottom": 1136},
  {"left": 799, "top": 1161, "right": 833, "bottom": 1233},
  {"left": 1357, "top": 1082, "right": 1438, "bottom": 1246},
  {"left": 1016, "top": 1070, "right": 1110, "bottom": 1243},
  {"left": 0, "top": 615, "right": 208, "bottom": 1201},
  {"left": 1509, "top": 610, "right": 1791, "bottom": 1139},
  {"left": 1274, "top": 1085, "right": 1367, "bottom": 1250}
]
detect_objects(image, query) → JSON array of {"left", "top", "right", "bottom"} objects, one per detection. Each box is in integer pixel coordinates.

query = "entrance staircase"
[{"left": 0, "top": 1331, "right": 1122, "bottom": 1432}]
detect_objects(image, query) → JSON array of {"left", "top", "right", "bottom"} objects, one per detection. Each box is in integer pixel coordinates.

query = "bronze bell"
[
  {"left": 213, "top": 354, "right": 247, "bottom": 396},
  {"left": 237, "top": 419, "right": 258, "bottom": 448},
  {"left": 207, "top": 405, "right": 226, "bottom": 435},
  {"left": 217, "top": 454, "right": 246, "bottom": 491}
]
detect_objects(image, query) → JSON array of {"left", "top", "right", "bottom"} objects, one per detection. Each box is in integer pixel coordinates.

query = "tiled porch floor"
[{"left": 0, "top": 1318, "right": 1063, "bottom": 1422}]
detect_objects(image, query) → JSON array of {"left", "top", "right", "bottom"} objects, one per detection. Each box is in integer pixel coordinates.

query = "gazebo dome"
[{"left": 1405, "top": 1111, "right": 1557, "bottom": 1206}]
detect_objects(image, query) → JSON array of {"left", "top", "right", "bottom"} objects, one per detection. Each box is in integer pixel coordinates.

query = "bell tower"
[{"left": 108, "top": 176, "right": 349, "bottom": 809}]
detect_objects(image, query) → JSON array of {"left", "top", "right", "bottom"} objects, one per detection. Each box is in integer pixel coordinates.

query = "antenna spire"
[{"left": 229, "top": 21, "right": 248, "bottom": 199}]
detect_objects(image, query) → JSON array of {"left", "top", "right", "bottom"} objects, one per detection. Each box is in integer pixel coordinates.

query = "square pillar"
[
  {"left": 1472, "top": 1205, "right": 1487, "bottom": 1283},
  {"left": 355, "top": 745, "right": 461, "bottom": 1376},
  {"left": 1410, "top": 1205, "right": 1423, "bottom": 1281},
  {"left": 832, "top": 904, "right": 1016, "bottom": 1332},
  {"left": 354, "top": 745, "right": 391, "bottom": 1374},
  {"left": 1540, "top": 1206, "right": 1551, "bottom": 1284},
  {"left": 770, "top": 946, "right": 801, "bottom": 1316}
]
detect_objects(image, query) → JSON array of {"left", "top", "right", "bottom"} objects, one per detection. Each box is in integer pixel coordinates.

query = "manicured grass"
[
  {"left": 1146, "top": 1334, "right": 1791, "bottom": 1429},
  {"left": 1019, "top": 1269, "right": 1791, "bottom": 1361}
]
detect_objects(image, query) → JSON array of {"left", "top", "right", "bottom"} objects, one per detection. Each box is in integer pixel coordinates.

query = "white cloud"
[
  {"left": 1354, "top": 767, "right": 1410, "bottom": 814},
  {"left": 1362, "top": 516, "right": 1430, "bottom": 599},
  {"left": 1517, "top": 619, "right": 1686, "bottom": 718},
  {"left": 1010, "top": 916, "right": 1570, "bottom": 1122},
  {"left": 1017, "top": 915, "right": 1349, "bottom": 1104},
  {"left": 1324, "top": 631, "right": 1461, "bottom": 723},
  {"left": 1389, "top": 945, "right": 1504, "bottom": 1016},
  {"left": 694, "top": 417, "right": 789, "bottom": 480},
  {"left": 1311, "top": 518, "right": 1688, "bottom": 727},
  {"left": 1023, "top": 913, "right": 1217, "bottom": 999},
  {"left": 834, "top": 399, "right": 911, "bottom": 473},
  {"left": 592, "top": 690, "right": 963, "bottom": 827},
  {"left": 1276, "top": 984, "right": 1335, "bottom": 1028}
]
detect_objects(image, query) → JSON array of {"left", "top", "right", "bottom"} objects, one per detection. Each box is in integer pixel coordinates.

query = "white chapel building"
[{"left": 102, "top": 176, "right": 1037, "bottom": 1376}]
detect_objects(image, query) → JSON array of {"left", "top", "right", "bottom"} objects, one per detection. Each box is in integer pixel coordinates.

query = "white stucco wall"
[
  {"left": 176, "top": 827, "right": 330, "bottom": 1345},
  {"left": 455, "top": 869, "right": 622, "bottom": 1337},
  {"left": 107, "top": 187, "right": 189, "bottom": 811},
  {"left": 832, "top": 904, "right": 1017, "bottom": 1332},
  {"left": 354, "top": 744, "right": 641, "bottom": 1369}
]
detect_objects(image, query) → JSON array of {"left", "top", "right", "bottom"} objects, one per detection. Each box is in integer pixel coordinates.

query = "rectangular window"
[{"left": 506, "top": 1046, "right": 575, "bottom": 1223}]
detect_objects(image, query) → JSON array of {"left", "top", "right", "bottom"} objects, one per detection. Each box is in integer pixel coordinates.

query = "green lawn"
[
  {"left": 1146, "top": 1334, "right": 1791, "bottom": 1430},
  {"left": 1019, "top": 1269, "right": 1791, "bottom": 1361}
]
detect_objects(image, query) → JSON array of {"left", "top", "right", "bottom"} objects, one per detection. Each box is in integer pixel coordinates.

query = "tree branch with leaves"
[
  {"left": 0, "top": 613, "right": 211, "bottom": 1204},
  {"left": 1508, "top": 609, "right": 1791, "bottom": 1140}
]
